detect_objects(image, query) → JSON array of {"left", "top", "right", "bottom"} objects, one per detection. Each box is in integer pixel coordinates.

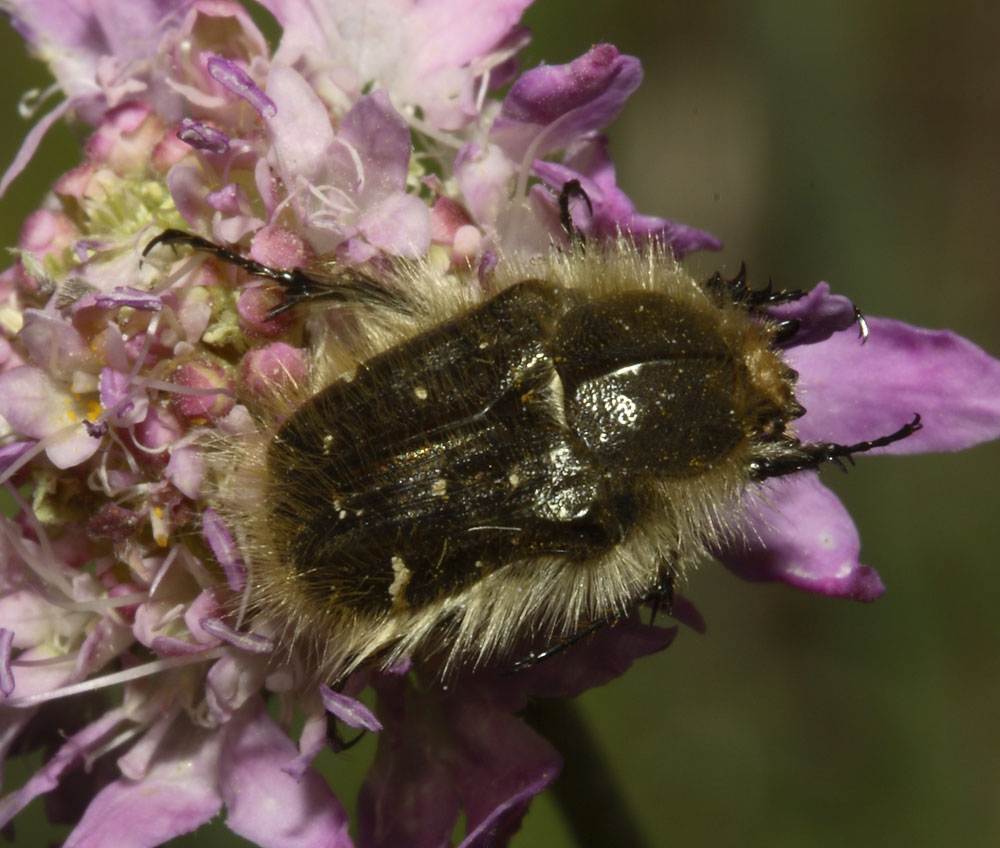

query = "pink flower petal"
[
  {"left": 0, "top": 366, "right": 102, "bottom": 468},
  {"left": 265, "top": 64, "right": 336, "bottom": 193},
  {"left": 265, "top": 0, "right": 532, "bottom": 130},
  {"left": 165, "top": 444, "right": 205, "bottom": 499},
  {"left": 360, "top": 192, "right": 432, "bottom": 257},
  {"left": 449, "top": 706, "right": 561, "bottom": 848},
  {"left": 492, "top": 44, "right": 642, "bottom": 159},
  {"left": 220, "top": 702, "right": 353, "bottom": 848},
  {"left": 338, "top": 90, "right": 411, "bottom": 201},
  {"left": 64, "top": 721, "right": 224, "bottom": 848},
  {"left": 0, "top": 708, "right": 125, "bottom": 829},
  {"left": 788, "top": 317, "right": 1000, "bottom": 452},
  {"left": 532, "top": 146, "right": 721, "bottom": 256},
  {"left": 719, "top": 474, "right": 886, "bottom": 601}
]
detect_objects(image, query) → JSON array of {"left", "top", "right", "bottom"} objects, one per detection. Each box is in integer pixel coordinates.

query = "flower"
[{"left": 0, "top": 1, "right": 997, "bottom": 847}]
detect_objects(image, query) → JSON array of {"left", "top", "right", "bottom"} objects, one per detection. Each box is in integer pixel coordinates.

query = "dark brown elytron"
[{"left": 146, "top": 197, "right": 919, "bottom": 681}]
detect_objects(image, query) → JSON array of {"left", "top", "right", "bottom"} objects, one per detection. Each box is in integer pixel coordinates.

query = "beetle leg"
[
  {"left": 771, "top": 318, "right": 801, "bottom": 345},
  {"left": 143, "top": 229, "right": 296, "bottom": 283},
  {"left": 750, "top": 414, "right": 922, "bottom": 481},
  {"left": 509, "top": 571, "right": 676, "bottom": 672},
  {"left": 705, "top": 265, "right": 806, "bottom": 308},
  {"left": 143, "top": 229, "right": 410, "bottom": 317},
  {"left": 558, "top": 179, "right": 593, "bottom": 245}
]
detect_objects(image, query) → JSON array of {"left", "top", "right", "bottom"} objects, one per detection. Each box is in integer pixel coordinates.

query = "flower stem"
[{"left": 523, "top": 697, "right": 651, "bottom": 848}]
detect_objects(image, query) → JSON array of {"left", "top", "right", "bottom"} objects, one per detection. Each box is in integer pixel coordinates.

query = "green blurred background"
[{"left": 1, "top": 1, "right": 998, "bottom": 846}]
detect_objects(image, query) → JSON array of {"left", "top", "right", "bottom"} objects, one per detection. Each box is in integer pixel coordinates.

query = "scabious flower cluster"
[{"left": 0, "top": 1, "right": 997, "bottom": 846}]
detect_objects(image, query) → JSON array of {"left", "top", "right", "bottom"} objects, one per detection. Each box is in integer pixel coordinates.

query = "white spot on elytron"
[
  {"left": 612, "top": 393, "right": 637, "bottom": 426},
  {"left": 388, "top": 555, "right": 411, "bottom": 601},
  {"left": 413, "top": 385, "right": 428, "bottom": 401},
  {"left": 548, "top": 445, "right": 572, "bottom": 464},
  {"left": 431, "top": 478, "right": 447, "bottom": 496}
]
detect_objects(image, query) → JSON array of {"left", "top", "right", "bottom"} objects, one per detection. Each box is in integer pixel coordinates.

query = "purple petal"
[
  {"left": 204, "top": 654, "right": 263, "bottom": 724},
  {"left": 91, "top": 286, "right": 163, "bottom": 312},
  {"left": 202, "top": 507, "right": 247, "bottom": 592},
  {"left": 64, "top": 722, "right": 225, "bottom": 848},
  {"left": 264, "top": 0, "right": 533, "bottom": 131},
  {"left": 359, "top": 193, "right": 432, "bottom": 257},
  {"left": 447, "top": 705, "right": 561, "bottom": 848},
  {"left": 208, "top": 55, "right": 277, "bottom": 118},
  {"left": 358, "top": 678, "right": 462, "bottom": 848},
  {"left": 206, "top": 182, "right": 252, "bottom": 216},
  {"left": 165, "top": 444, "right": 205, "bottom": 499},
  {"left": 768, "top": 282, "right": 858, "bottom": 347},
  {"left": 282, "top": 708, "right": 328, "bottom": 780},
  {"left": 19, "top": 308, "right": 91, "bottom": 369},
  {"left": 454, "top": 141, "right": 517, "bottom": 227},
  {"left": 319, "top": 686, "right": 383, "bottom": 733},
  {"left": 176, "top": 590, "right": 220, "bottom": 647},
  {"left": 0, "top": 589, "right": 51, "bottom": 649},
  {"left": 513, "top": 615, "right": 678, "bottom": 701},
  {"left": 532, "top": 154, "right": 720, "bottom": 256},
  {"left": 719, "top": 475, "right": 885, "bottom": 601},
  {"left": 177, "top": 118, "right": 231, "bottom": 154},
  {"left": 668, "top": 593, "right": 707, "bottom": 634},
  {"left": 117, "top": 709, "right": 178, "bottom": 781},
  {"left": 0, "top": 709, "right": 125, "bottom": 828},
  {"left": 338, "top": 90, "right": 412, "bottom": 200},
  {"left": 788, "top": 317, "right": 1000, "bottom": 452},
  {"left": 99, "top": 367, "right": 149, "bottom": 426},
  {"left": 165, "top": 163, "right": 213, "bottom": 230},
  {"left": 98, "top": 368, "right": 131, "bottom": 415},
  {"left": 492, "top": 45, "right": 642, "bottom": 159},
  {"left": 219, "top": 702, "right": 353, "bottom": 848},
  {"left": 265, "top": 65, "right": 336, "bottom": 191},
  {"left": 360, "top": 674, "right": 561, "bottom": 848},
  {"left": 0, "top": 366, "right": 102, "bottom": 468},
  {"left": 0, "top": 628, "right": 14, "bottom": 696}
]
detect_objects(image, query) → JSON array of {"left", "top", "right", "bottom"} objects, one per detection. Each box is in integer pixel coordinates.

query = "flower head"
[{"left": 0, "top": 1, "right": 998, "bottom": 846}]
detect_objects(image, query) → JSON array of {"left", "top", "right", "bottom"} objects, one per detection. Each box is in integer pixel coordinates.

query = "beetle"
[{"left": 145, "top": 183, "right": 919, "bottom": 682}]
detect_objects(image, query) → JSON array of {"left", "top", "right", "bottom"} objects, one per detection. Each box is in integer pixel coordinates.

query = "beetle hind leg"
[
  {"left": 143, "top": 229, "right": 410, "bottom": 317},
  {"left": 508, "top": 568, "right": 677, "bottom": 672}
]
